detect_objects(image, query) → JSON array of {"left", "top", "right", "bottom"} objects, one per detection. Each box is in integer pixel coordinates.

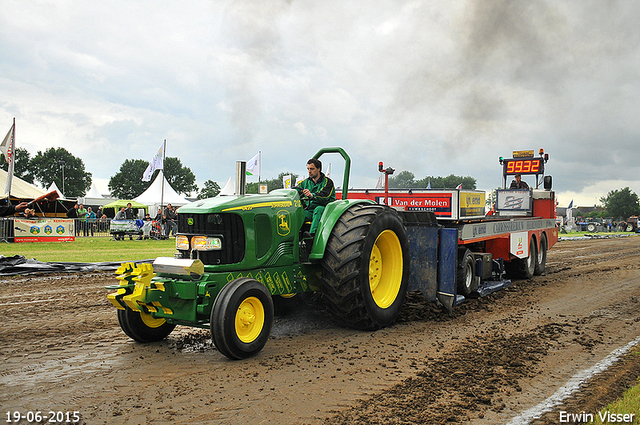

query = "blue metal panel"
[
  {"left": 437, "top": 227, "right": 458, "bottom": 313},
  {"left": 406, "top": 225, "right": 438, "bottom": 301}
]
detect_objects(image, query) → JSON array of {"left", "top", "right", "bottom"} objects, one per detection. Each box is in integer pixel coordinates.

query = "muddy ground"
[{"left": 1, "top": 235, "right": 639, "bottom": 424}]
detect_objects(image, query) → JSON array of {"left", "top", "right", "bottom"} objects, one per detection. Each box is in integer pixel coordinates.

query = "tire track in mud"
[{"left": 324, "top": 322, "right": 572, "bottom": 424}]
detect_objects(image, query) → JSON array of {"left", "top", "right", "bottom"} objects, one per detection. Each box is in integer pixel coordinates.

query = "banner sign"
[
  {"left": 375, "top": 193, "right": 453, "bottom": 216},
  {"left": 14, "top": 218, "right": 75, "bottom": 243}
]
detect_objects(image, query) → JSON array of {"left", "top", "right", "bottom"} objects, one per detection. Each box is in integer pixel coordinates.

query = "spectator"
[
  {"left": 124, "top": 202, "right": 136, "bottom": 219},
  {"left": 115, "top": 207, "right": 126, "bottom": 220},
  {"left": 86, "top": 207, "right": 96, "bottom": 236},
  {"left": 0, "top": 202, "right": 29, "bottom": 217},
  {"left": 140, "top": 212, "right": 153, "bottom": 240},
  {"left": 66, "top": 203, "right": 79, "bottom": 219},
  {"left": 163, "top": 204, "right": 177, "bottom": 237},
  {"left": 20, "top": 208, "right": 40, "bottom": 219}
]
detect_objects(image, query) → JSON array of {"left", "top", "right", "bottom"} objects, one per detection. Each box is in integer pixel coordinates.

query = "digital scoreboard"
[{"left": 503, "top": 158, "right": 544, "bottom": 175}]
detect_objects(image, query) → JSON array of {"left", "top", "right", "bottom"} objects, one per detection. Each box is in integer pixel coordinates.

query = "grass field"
[{"left": 0, "top": 237, "right": 177, "bottom": 263}]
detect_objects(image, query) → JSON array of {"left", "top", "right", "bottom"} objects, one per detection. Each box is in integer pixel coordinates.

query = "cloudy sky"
[{"left": 1, "top": 0, "right": 639, "bottom": 207}]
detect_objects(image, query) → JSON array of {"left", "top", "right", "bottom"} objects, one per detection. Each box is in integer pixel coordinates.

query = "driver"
[{"left": 296, "top": 158, "right": 335, "bottom": 239}]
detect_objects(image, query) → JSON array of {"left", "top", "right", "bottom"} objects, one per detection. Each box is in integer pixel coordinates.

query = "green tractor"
[{"left": 107, "top": 147, "right": 410, "bottom": 359}]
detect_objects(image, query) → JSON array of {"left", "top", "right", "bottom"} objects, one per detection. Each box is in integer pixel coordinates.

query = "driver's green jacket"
[{"left": 297, "top": 172, "right": 336, "bottom": 211}]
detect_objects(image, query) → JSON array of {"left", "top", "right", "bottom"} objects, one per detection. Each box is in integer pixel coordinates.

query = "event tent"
[
  {"left": 79, "top": 182, "right": 116, "bottom": 207},
  {"left": 134, "top": 171, "right": 189, "bottom": 214},
  {"left": 102, "top": 200, "right": 149, "bottom": 218},
  {"left": 0, "top": 168, "right": 47, "bottom": 200}
]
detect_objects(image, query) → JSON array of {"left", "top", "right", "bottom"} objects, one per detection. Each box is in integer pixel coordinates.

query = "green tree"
[
  {"left": 109, "top": 159, "right": 150, "bottom": 199},
  {"left": 30, "top": 147, "right": 91, "bottom": 197},
  {"left": 198, "top": 180, "right": 221, "bottom": 199},
  {"left": 388, "top": 171, "right": 415, "bottom": 188},
  {"left": 389, "top": 171, "right": 477, "bottom": 190},
  {"left": 600, "top": 187, "right": 640, "bottom": 220},
  {"left": 0, "top": 147, "right": 34, "bottom": 183}
]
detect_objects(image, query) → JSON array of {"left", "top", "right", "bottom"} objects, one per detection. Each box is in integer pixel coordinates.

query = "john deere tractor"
[{"left": 107, "top": 148, "right": 409, "bottom": 359}]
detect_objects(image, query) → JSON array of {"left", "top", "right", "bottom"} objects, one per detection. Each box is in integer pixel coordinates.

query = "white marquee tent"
[
  {"left": 0, "top": 168, "right": 47, "bottom": 200},
  {"left": 78, "top": 182, "right": 116, "bottom": 207},
  {"left": 134, "top": 171, "right": 189, "bottom": 214}
]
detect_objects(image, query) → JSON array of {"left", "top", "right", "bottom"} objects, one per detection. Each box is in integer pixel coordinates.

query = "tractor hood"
[{"left": 177, "top": 189, "right": 301, "bottom": 215}]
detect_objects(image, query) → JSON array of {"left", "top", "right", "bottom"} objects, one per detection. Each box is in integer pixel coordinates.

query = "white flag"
[
  {"left": 326, "top": 163, "right": 331, "bottom": 178},
  {"left": 283, "top": 174, "right": 292, "bottom": 189},
  {"left": 1, "top": 122, "right": 15, "bottom": 194},
  {"left": 142, "top": 141, "right": 165, "bottom": 182},
  {"left": 246, "top": 152, "right": 260, "bottom": 176}
]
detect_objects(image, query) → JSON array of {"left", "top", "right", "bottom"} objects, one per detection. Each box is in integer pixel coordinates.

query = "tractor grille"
[{"left": 177, "top": 213, "right": 245, "bottom": 265}]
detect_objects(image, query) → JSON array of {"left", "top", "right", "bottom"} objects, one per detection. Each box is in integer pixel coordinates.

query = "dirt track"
[{"left": 1, "top": 235, "right": 639, "bottom": 424}]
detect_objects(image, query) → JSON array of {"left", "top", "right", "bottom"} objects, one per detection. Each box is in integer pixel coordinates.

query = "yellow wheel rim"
[
  {"left": 369, "top": 230, "right": 403, "bottom": 309},
  {"left": 235, "top": 296, "right": 265, "bottom": 343},
  {"left": 140, "top": 311, "right": 167, "bottom": 329}
]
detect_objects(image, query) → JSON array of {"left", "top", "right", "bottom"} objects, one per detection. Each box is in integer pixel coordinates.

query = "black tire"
[
  {"left": 626, "top": 222, "right": 635, "bottom": 232},
  {"left": 586, "top": 223, "right": 596, "bottom": 232},
  {"left": 534, "top": 233, "right": 548, "bottom": 276},
  {"left": 321, "top": 204, "right": 410, "bottom": 330},
  {"left": 117, "top": 308, "right": 176, "bottom": 343},
  {"left": 210, "top": 278, "right": 274, "bottom": 360},
  {"left": 505, "top": 236, "right": 537, "bottom": 280},
  {"left": 457, "top": 249, "right": 477, "bottom": 297}
]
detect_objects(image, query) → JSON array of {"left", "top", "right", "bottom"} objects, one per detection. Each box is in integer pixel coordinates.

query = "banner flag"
[
  {"left": 283, "top": 174, "right": 292, "bottom": 189},
  {"left": 142, "top": 140, "right": 165, "bottom": 182},
  {"left": 246, "top": 152, "right": 260, "bottom": 176},
  {"left": 1, "top": 121, "right": 15, "bottom": 194}
]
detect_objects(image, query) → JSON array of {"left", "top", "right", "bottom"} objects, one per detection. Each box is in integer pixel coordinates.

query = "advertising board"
[{"left": 13, "top": 218, "right": 75, "bottom": 243}]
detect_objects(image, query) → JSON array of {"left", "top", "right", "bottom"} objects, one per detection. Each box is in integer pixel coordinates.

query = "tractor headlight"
[
  {"left": 191, "top": 236, "right": 222, "bottom": 251},
  {"left": 176, "top": 235, "right": 190, "bottom": 250}
]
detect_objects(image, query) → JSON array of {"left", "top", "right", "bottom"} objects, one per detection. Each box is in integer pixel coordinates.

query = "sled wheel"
[
  {"left": 211, "top": 278, "right": 274, "bottom": 360},
  {"left": 534, "top": 233, "right": 548, "bottom": 276},
  {"left": 505, "top": 236, "right": 537, "bottom": 280},
  {"left": 457, "top": 249, "right": 477, "bottom": 297},
  {"left": 117, "top": 308, "right": 176, "bottom": 343},
  {"left": 321, "top": 204, "right": 409, "bottom": 330}
]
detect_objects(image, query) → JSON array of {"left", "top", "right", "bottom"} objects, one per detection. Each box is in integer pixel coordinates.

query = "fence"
[{"left": 0, "top": 218, "right": 137, "bottom": 242}]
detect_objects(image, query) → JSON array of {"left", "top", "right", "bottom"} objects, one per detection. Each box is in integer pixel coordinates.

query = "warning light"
[
  {"left": 378, "top": 161, "right": 384, "bottom": 172},
  {"left": 499, "top": 156, "right": 504, "bottom": 165},
  {"left": 539, "top": 148, "right": 544, "bottom": 156}
]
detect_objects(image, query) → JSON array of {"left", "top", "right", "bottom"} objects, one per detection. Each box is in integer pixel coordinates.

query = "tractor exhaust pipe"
[{"left": 235, "top": 161, "right": 247, "bottom": 195}]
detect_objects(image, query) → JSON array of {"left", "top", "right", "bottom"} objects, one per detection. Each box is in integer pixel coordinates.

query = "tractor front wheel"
[
  {"left": 117, "top": 308, "right": 176, "bottom": 343},
  {"left": 210, "top": 278, "right": 274, "bottom": 360},
  {"left": 321, "top": 204, "right": 410, "bottom": 330}
]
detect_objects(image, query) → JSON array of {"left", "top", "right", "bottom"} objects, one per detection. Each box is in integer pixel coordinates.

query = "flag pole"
[
  {"left": 259, "top": 150, "right": 262, "bottom": 183},
  {"left": 160, "top": 139, "right": 166, "bottom": 209},
  {"left": 6, "top": 117, "right": 15, "bottom": 201}
]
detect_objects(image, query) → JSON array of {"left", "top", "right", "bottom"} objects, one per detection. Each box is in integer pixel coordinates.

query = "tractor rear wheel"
[
  {"left": 117, "top": 308, "right": 176, "bottom": 343},
  {"left": 321, "top": 204, "right": 410, "bottom": 330},
  {"left": 505, "top": 236, "right": 537, "bottom": 280},
  {"left": 210, "top": 278, "right": 274, "bottom": 360}
]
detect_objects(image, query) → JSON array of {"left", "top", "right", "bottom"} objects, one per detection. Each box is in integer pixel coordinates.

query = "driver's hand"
[{"left": 302, "top": 189, "right": 312, "bottom": 198}]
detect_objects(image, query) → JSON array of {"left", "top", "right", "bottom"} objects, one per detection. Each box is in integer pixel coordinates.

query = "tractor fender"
[{"left": 308, "top": 199, "right": 376, "bottom": 261}]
